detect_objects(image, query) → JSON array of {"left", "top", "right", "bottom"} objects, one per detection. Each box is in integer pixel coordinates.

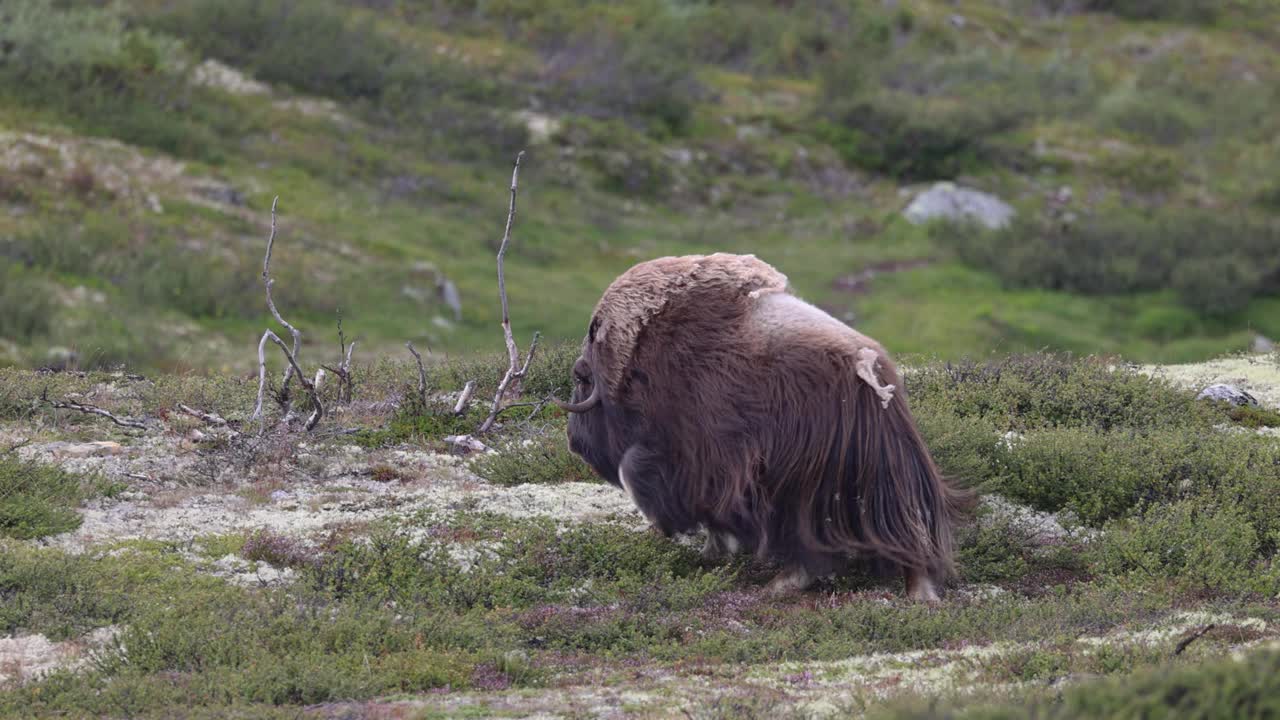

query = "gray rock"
[
  {"left": 1253, "top": 334, "right": 1275, "bottom": 353},
  {"left": 1197, "top": 383, "right": 1258, "bottom": 407},
  {"left": 903, "top": 182, "right": 1015, "bottom": 230}
]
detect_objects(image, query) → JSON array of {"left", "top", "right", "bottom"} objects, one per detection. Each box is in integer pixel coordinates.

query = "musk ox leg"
[
  {"left": 618, "top": 445, "right": 694, "bottom": 537},
  {"left": 700, "top": 530, "right": 742, "bottom": 562},
  {"left": 855, "top": 347, "right": 896, "bottom": 409},
  {"left": 764, "top": 566, "right": 813, "bottom": 597},
  {"left": 904, "top": 568, "right": 941, "bottom": 604}
]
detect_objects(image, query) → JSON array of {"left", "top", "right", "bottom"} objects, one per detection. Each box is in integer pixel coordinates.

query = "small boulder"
[
  {"left": 1197, "top": 383, "right": 1258, "bottom": 407},
  {"left": 903, "top": 182, "right": 1015, "bottom": 230}
]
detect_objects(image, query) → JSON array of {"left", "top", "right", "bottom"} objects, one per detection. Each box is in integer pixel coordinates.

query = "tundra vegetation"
[
  {"left": 3, "top": 0, "right": 1280, "bottom": 717},
  {"left": 2, "top": 0, "right": 1280, "bottom": 372},
  {"left": 2, "top": 347, "right": 1280, "bottom": 717}
]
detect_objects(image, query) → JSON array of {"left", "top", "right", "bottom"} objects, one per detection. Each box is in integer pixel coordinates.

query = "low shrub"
[
  {"left": 538, "top": 25, "right": 706, "bottom": 136},
  {"left": 988, "top": 427, "right": 1280, "bottom": 532},
  {"left": 1091, "top": 499, "right": 1278, "bottom": 594},
  {"left": 949, "top": 211, "right": 1280, "bottom": 317},
  {"left": 472, "top": 424, "right": 597, "bottom": 486},
  {"left": 905, "top": 354, "right": 1210, "bottom": 432},
  {"left": 0, "top": 453, "right": 87, "bottom": 541}
]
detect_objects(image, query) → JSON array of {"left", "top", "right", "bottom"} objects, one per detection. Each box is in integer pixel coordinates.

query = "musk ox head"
[{"left": 556, "top": 253, "right": 969, "bottom": 602}]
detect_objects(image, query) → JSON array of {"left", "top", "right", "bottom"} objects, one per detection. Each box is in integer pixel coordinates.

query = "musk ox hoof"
[
  {"left": 905, "top": 571, "right": 942, "bottom": 605},
  {"left": 764, "top": 567, "right": 814, "bottom": 597},
  {"left": 700, "top": 531, "right": 742, "bottom": 563}
]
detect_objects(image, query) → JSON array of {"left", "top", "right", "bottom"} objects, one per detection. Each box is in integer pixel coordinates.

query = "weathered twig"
[
  {"left": 478, "top": 151, "right": 542, "bottom": 435},
  {"left": 254, "top": 196, "right": 301, "bottom": 420},
  {"left": 453, "top": 380, "right": 477, "bottom": 415},
  {"left": 177, "top": 404, "right": 229, "bottom": 427},
  {"left": 41, "top": 388, "right": 148, "bottom": 430},
  {"left": 1, "top": 438, "right": 30, "bottom": 455},
  {"left": 406, "top": 342, "right": 429, "bottom": 408},
  {"left": 1174, "top": 624, "right": 1215, "bottom": 656},
  {"left": 256, "top": 330, "right": 324, "bottom": 432}
]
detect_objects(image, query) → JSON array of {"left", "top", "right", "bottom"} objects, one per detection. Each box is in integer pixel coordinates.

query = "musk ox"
[{"left": 554, "top": 253, "right": 969, "bottom": 602}]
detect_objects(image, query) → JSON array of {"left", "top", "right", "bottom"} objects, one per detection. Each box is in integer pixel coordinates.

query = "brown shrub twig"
[
  {"left": 1173, "top": 624, "right": 1215, "bottom": 656},
  {"left": 478, "top": 151, "right": 541, "bottom": 435},
  {"left": 250, "top": 197, "right": 323, "bottom": 431},
  {"left": 40, "top": 388, "right": 148, "bottom": 431},
  {"left": 405, "top": 342, "right": 429, "bottom": 408}
]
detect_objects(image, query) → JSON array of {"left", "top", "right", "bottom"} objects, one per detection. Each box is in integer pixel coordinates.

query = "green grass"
[{"left": 1, "top": 0, "right": 1279, "bottom": 373}]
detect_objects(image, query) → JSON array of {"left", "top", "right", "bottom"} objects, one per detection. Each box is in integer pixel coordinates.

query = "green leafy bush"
[
  {"left": 949, "top": 211, "right": 1280, "bottom": 316},
  {"left": 0, "top": 0, "right": 245, "bottom": 162},
  {"left": 472, "top": 424, "right": 597, "bottom": 486},
  {"left": 906, "top": 354, "right": 1210, "bottom": 432},
  {"left": 989, "top": 427, "right": 1280, "bottom": 532},
  {"left": 0, "top": 453, "right": 87, "bottom": 540},
  {"left": 1092, "top": 500, "right": 1277, "bottom": 594}
]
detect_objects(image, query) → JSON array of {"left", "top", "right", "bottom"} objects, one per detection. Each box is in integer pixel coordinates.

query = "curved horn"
[{"left": 554, "top": 383, "right": 600, "bottom": 413}]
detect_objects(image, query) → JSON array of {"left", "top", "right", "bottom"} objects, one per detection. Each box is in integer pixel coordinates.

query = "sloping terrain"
[{"left": 3, "top": 0, "right": 1280, "bottom": 375}]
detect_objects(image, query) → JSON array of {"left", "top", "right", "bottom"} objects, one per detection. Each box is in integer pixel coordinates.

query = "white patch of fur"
[
  {"left": 754, "top": 293, "right": 849, "bottom": 336},
  {"left": 855, "top": 347, "right": 896, "bottom": 409}
]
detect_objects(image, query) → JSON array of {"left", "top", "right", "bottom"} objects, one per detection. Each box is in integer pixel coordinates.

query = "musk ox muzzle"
[{"left": 559, "top": 253, "right": 970, "bottom": 602}]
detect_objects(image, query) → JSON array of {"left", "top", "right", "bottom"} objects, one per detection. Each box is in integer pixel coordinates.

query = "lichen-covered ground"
[{"left": 2, "top": 351, "right": 1280, "bottom": 718}]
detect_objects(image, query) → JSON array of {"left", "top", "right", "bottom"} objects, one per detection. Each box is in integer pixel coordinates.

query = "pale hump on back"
[{"left": 585, "top": 253, "right": 790, "bottom": 396}]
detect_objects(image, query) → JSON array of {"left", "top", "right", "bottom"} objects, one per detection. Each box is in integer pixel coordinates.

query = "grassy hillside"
[{"left": 2, "top": 0, "right": 1280, "bottom": 374}]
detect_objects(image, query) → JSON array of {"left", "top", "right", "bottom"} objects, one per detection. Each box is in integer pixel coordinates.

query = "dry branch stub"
[
  {"left": 454, "top": 380, "right": 477, "bottom": 415},
  {"left": 406, "top": 342, "right": 429, "bottom": 408}
]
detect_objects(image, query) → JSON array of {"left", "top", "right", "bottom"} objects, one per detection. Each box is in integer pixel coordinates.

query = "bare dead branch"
[
  {"left": 453, "top": 380, "right": 477, "bottom": 415},
  {"left": 177, "top": 404, "right": 229, "bottom": 427},
  {"left": 41, "top": 388, "right": 148, "bottom": 430},
  {"left": 256, "top": 330, "right": 324, "bottom": 432},
  {"left": 1174, "top": 624, "right": 1215, "bottom": 656},
  {"left": 406, "top": 342, "right": 429, "bottom": 407},
  {"left": 478, "top": 151, "right": 543, "bottom": 435},
  {"left": 261, "top": 196, "right": 300, "bottom": 413},
  {"left": 1, "top": 438, "right": 30, "bottom": 455}
]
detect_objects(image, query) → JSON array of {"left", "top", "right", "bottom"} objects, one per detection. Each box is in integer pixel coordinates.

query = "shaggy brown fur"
[{"left": 562, "top": 253, "right": 970, "bottom": 598}]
